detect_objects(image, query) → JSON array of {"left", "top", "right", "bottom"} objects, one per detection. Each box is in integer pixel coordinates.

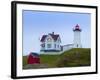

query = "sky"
[{"left": 23, "top": 10, "right": 91, "bottom": 55}]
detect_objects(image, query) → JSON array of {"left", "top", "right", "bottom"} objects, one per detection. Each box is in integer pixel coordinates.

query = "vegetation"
[
  {"left": 23, "top": 48, "right": 91, "bottom": 69},
  {"left": 40, "top": 54, "right": 60, "bottom": 68},
  {"left": 23, "top": 56, "right": 28, "bottom": 67},
  {"left": 56, "top": 48, "right": 91, "bottom": 67}
]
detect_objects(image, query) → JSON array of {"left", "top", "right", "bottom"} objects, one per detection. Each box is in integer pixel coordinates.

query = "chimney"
[{"left": 52, "top": 32, "right": 54, "bottom": 35}]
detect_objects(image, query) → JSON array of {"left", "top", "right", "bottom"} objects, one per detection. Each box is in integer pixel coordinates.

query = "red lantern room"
[{"left": 73, "top": 24, "right": 81, "bottom": 31}]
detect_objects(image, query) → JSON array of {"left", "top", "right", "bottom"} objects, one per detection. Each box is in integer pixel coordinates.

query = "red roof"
[
  {"left": 73, "top": 24, "right": 81, "bottom": 31},
  {"left": 40, "top": 32, "right": 60, "bottom": 42}
]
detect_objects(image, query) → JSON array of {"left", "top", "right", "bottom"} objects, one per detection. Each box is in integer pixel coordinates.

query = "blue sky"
[{"left": 23, "top": 10, "right": 91, "bottom": 55}]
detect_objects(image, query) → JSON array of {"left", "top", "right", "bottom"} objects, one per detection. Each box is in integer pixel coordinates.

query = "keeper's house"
[{"left": 40, "top": 32, "right": 61, "bottom": 52}]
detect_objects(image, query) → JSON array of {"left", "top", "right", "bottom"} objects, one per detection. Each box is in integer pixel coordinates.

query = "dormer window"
[{"left": 47, "top": 38, "right": 52, "bottom": 42}]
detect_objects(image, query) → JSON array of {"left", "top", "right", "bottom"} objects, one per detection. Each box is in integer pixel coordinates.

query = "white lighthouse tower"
[{"left": 73, "top": 24, "right": 82, "bottom": 48}]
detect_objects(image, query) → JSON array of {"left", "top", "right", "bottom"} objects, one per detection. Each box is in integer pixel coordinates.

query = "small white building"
[
  {"left": 62, "top": 44, "right": 74, "bottom": 52},
  {"left": 40, "top": 32, "right": 61, "bottom": 52}
]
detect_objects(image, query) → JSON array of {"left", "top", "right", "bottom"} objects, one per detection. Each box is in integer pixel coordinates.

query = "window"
[
  {"left": 47, "top": 44, "right": 51, "bottom": 48},
  {"left": 41, "top": 44, "right": 45, "bottom": 47},
  {"left": 58, "top": 45, "right": 59, "bottom": 48},
  {"left": 54, "top": 44, "right": 56, "bottom": 48},
  {"left": 47, "top": 38, "right": 52, "bottom": 42},
  {"left": 57, "top": 38, "right": 60, "bottom": 42},
  {"left": 77, "top": 44, "right": 78, "bottom": 48}
]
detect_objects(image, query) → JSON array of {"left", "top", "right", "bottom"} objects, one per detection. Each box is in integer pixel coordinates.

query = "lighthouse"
[{"left": 73, "top": 24, "right": 82, "bottom": 48}]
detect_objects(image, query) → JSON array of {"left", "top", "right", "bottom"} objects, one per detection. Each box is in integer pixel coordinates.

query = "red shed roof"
[{"left": 29, "top": 52, "right": 39, "bottom": 57}]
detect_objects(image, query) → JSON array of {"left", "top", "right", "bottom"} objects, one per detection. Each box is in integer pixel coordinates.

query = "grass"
[
  {"left": 40, "top": 54, "right": 60, "bottom": 68},
  {"left": 23, "top": 48, "right": 91, "bottom": 69},
  {"left": 56, "top": 48, "right": 91, "bottom": 67},
  {"left": 23, "top": 56, "right": 28, "bottom": 67}
]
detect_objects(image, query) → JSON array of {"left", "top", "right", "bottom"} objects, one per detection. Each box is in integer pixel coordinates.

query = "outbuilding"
[{"left": 28, "top": 52, "right": 40, "bottom": 64}]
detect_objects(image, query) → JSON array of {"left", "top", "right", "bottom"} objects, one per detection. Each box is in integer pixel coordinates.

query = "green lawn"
[
  {"left": 56, "top": 48, "right": 91, "bottom": 67},
  {"left": 40, "top": 54, "right": 60, "bottom": 68},
  {"left": 23, "top": 48, "right": 91, "bottom": 69},
  {"left": 23, "top": 56, "right": 28, "bottom": 67}
]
